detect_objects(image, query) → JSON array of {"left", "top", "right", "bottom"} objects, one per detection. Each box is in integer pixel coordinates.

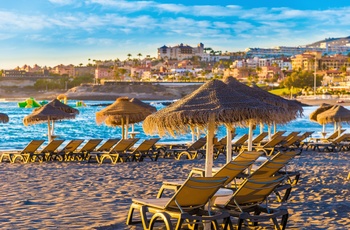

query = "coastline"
[{"left": 3, "top": 87, "right": 350, "bottom": 106}]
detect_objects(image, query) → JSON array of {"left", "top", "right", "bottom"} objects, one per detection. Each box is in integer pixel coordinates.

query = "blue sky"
[{"left": 1, "top": 0, "right": 349, "bottom": 69}]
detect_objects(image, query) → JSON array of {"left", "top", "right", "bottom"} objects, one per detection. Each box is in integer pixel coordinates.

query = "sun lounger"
[
  {"left": 306, "top": 133, "right": 350, "bottom": 152},
  {"left": 162, "top": 137, "right": 207, "bottom": 160},
  {"left": 119, "top": 138, "right": 161, "bottom": 162},
  {"left": 213, "top": 134, "right": 237, "bottom": 159},
  {"left": 93, "top": 138, "right": 139, "bottom": 164},
  {"left": 156, "top": 151, "right": 262, "bottom": 198},
  {"left": 241, "top": 135, "right": 286, "bottom": 156},
  {"left": 95, "top": 138, "right": 120, "bottom": 152},
  {"left": 48, "top": 139, "right": 84, "bottom": 161},
  {"left": 29, "top": 139, "right": 65, "bottom": 163},
  {"left": 232, "top": 134, "right": 248, "bottom": 152},
  {"left": 213, "top": 175, "right": 289, "bottom": 230},
  {"left": 67, "top": 139, "right": 103, "bottom": 161},
  {"left": 0, "top": 140, "right": 45, "bottom": 163},
  {"left": 126, "top": 176, "right": 232, "bottom": 230}
]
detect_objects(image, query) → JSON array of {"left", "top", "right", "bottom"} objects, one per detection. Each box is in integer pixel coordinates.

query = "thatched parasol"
[
  {"left": 317, "top": 105, "right": 350, "bottom": 136},
  {"left": 223, "top": 77, "right": 303, "bottom": 146},
  {"left": 47, "top": 98, "right": 79, "bottom": 114},
  {"left": 23, "top": 103, "right": 77, "bottom": 141},
  {"left": 130, "top": 98, "right": 157, "bottom": 113},
  {"left": 309, "top": 103, "right": 333, "bottom": 136},
  {"left": 0, "top": 113, "right": 9, "bottom": 123},
  {"left": 143, "top": 79, "right": 287, "bottom": 176},
  {"left": 46, "top": 98, "right": 79, "bottom": 136},
  {"left": 96, "top": 97, "right": 153, "bottom": 139}
]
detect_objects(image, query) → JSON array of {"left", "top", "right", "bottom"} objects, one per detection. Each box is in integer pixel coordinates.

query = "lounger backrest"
[
  {"left": 97, "top": 139, "right": 120, "bottom": 151},
  {"left": 281, "top": 135, "right": 300, "bottom": 147},
  {"left": 271, "top": 131, "right": 286, "bottom": 139},
  {"left": 40, "top": 140, "right": 64, "bottom": 153},
  {"left": 283, "top": 131, "right": 300, "bottom": 141},
  {"left": 60, "top": 140, "right": 84, "bottom": 153},
  {"left": 79, "top": 139, "right": 103, "bottom": 152},
  {"left": 327, "top": 129, "right": 346, "bottom": 139},
  {"left": 22, "top": 140, "right": 45, "bottom": 153},
  {"left": 250, "top": 151, "right": 298, "bottom": 178},
  {"left": 133, "top": 138, "right": 160, "bottom": 152},
  {"left": 224, "top": 175, "right": 285, "bottom": 207},
  {"left": 332, "top": 133, "right": 350, "bottom": 143},
  {"left": 187, "top": 137, "right": 206, "bottom": 151},
  {"left": 296, "top": 131, "right": 314, "bottom": 142},
  {"left": 111, "top": 138, "right": 139, "bottom": 153},
  {"left": 252, "top": 132, "right": 268, "bottom": 144},
  {"left": 233, "top": 134, "right": 249, "bottom": 145},
  {"left": 215, "top": 151, "right": 261, "bottom": 186},
  {"left": 165, "top": 176, "right": 228, "bottom": 211},
  {"left": 263, "top": 135, "right": 285, "bottom": 148}
]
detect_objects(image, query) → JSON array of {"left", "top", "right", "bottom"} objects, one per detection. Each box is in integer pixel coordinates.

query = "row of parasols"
[{"left": 2, "top": 77, "right": 346, "bottom": 176}]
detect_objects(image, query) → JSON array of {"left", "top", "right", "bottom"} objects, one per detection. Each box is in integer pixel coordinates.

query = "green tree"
[{"left": 282, "top": 70, "right": 322, "bottom": 91}]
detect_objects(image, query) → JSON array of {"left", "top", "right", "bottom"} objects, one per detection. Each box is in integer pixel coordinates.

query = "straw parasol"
[
  {"left": 0, "top": 113, "right": 9, "bottom": 123},
  {"left": 23, "top": 103, "right": 77, "bottom": 141},
  {"left": 96, "top": 97, "right": 153, "bottom": 139},
  {"left": 309, "top": 103, "right": 333, "bottom": 137},
  {"left": 221, "top": 77, "right": 302, "bottom": 159},
  {"left": 46, "top": 98, "right": 79, "bottom": 136},
  {"left": 143, "top": 79, "right": 287, "bottom": 176},
  {"left": 316, "top": 105, "right": 350, "bottom": 136}
]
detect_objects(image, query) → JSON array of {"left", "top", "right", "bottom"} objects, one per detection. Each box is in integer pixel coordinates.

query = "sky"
[{"left": 0, "top": 0, "right": 350, "bottom": 69}]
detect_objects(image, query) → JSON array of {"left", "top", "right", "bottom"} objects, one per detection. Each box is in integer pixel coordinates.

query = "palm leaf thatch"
[
  {"left": 317, "top": 105, "right": 350, "bottom": 125},
  {"left": 223, "top": 76, "right": 303, "bottom": 121},
  {"left": 95, "top": 97, "right": 152, "bottom": 126},
  {"left": 130, "top": 98, "right": 157, "bottom": 113},
  {"left": 309, "top": 103, "right": 333, "bottom": 123},
  {"left": 143, "top": 79, "right": 288, "bottom": 137},
  {"left": 0, "top": 113, "right": 9, "bottom": 123},
  {"left": 23, "top": 103, "right": 76, "bottom": 126},
  {"left": 47, "top": 98, "right": 79, "bottom": 114}
]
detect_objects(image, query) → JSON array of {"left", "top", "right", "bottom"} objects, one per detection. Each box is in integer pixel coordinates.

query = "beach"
[{"left": 0, "top": 149, "right": 349, "bottom": 229}]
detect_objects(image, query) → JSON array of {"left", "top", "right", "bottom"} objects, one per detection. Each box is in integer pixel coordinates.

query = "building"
[
  {"left": 158, "top": 43, "right": 205, "bottom": 60},
  {"left": 291, "top": 51, "right": 322, "bottom": 71}
]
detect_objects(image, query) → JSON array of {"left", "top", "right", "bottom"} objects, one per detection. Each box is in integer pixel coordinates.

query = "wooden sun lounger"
[{"left": 0, "top": 140, "right": 45, "bottom": 163}]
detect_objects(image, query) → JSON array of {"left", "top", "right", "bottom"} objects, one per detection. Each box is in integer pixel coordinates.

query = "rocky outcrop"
[{"left": 65, "top": 82, "right": 203, "bottom": 100}]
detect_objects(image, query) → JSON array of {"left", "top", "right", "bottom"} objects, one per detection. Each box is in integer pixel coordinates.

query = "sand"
[{"left": 0, "top": 148, "right": 349, "bottom": 230}]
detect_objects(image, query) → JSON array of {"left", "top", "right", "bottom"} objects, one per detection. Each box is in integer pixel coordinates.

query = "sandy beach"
[{"left": 0, "top": 148, "right": 348, "bottom": 229}]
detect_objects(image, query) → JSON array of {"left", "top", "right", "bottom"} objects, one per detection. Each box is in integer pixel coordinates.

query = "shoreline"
[{"left": 3, "top": 90, "right": 350, "bottom": 106}]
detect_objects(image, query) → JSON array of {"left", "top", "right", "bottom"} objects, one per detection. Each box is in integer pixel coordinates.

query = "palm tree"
[
  {"left": 127, "top": 53, "right": 132, "bottom": 60},
  {"left": 137, "top": 53, "right": 142, "bottom": 59}
]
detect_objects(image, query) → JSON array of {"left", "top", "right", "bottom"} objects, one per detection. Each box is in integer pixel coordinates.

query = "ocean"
[{"left": 0, "top": 100, "right": 346, "bottom": 150}]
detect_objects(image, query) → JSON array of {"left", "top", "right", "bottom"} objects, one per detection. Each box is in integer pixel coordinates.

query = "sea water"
[{"left": 0, "top": 100, "right": 347, "bottom": 150}]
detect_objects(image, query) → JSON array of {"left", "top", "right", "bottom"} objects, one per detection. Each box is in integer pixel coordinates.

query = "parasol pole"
[
  {"left": 205, "top": 114, "right": 215, "bottom": 177},
  {"left": 338, "top": 122, "right": 342, "bottom": 136},
  {"left": 51, "top": 120, "right": 55, "bottom": 136},
  {"left": 267, "top": 124, "right": 272, "bottom": 140},
  {"left": 190, "top": 126, "right": 196, "bottom": 143},
  {"left": 125, "top": 115, "right": 129, "bottom": 139},
  {"left": 47, "top": 117, "right": 52, "bottom": 142},
  {"left": 334, "top": 122, "right": 337, "bottom": 132},
  {"left": 260, "top": 122, "right": 264, "bottom": 134},
  {"left": 247, "top": 120, "right": 254, "bottom": 151},
  {"left": 121, "top": 117, "right": 125, "bottom": 139},
  {"left": 273, "top": 122, "right": 277, "bottom": 134},
  {"left": 226, "top": 125, "right": 234, "bottom": 163},
  {"left": 196, "top": 127, "right": 200, "bottom": 140}
]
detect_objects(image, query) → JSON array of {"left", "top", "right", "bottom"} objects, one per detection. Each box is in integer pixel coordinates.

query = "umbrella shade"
[
  {"left": 96, "top": 97, "right": 153, "bottom": 125},
  {"left": 23, "top": 103, "right": 76, "bottom": 126},
  {"left": 143, "top": 79, "right": 287, "bottom": 137},
  {"left": 0, "top": 113, "right": 9, "bottom": 123},
  {"left": 317, "top": 105, "right": 350, "bottom": 125},
  {"left": 47, "top": 98, "right": 79, "bottom": 114},
  {"left": 309, "top": 103, "right": 333, "bottom": 122},
  {"left": 223, "top": 76, "right": 303, "bottom": 123}
]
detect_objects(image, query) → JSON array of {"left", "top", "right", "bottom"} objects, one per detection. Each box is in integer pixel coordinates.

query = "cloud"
[{"left": 48, "top": 0, "right": 77, "bottom": 5}]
